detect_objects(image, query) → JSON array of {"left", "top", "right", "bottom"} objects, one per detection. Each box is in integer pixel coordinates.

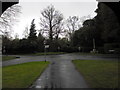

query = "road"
[
  {"left": 2, "top": 53, "right": 119, "bottom": 67},
  {"left": 2, "top": 53, "right": 119, "bottom": 88}
]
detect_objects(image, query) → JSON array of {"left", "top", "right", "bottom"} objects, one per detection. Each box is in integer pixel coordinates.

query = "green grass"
[
  {"left": 75, "top": 52, "right": 106, "bottom": 56},
  {"left": 75, "top": 52, "right": 120, "bottom": 57},
  {"left": 21, "top": 52, "right": 65, "bottom": 56},
  {"left": 2, "top": 61, "right": 50, "bottom": 88},
  {"left": 2, "top": 56, "right": 18, "bottom": 61},
  {"left": 0, "top": 68, "right": 2, "bottom": 89},
  {"left": 72, "top": 60, "right": 119, "bottom": 88},
  {"left": 34, "top": 52, "right": 65, "bottom": 55}
]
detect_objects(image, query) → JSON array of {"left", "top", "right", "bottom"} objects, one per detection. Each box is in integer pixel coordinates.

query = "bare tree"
[
  {"left": 80, "top": 15, "right": 92, "bottom": 25},
  {"left": 65, "top": 15, "right": 92, "bottom": 41},
  {"left": 22, "top": 25, "right": 29, "bottom": 39},
  {"left": 0, "top": 4, "right": 21, "bottom": 37},
  {"left": 40, "top": 5, "right": 63, "bottom": 41},
  {"left": 53, "top": 22, "right": 64, "bottom": 40},
  {"left": 14, "top": 33, "right": 19, "bottom": 39},
  {"left": 38, "top": 29, "right": 44, "bottom": 36},
  {"left": 65, "top": 16, "right": 81, "bottom": 41}
]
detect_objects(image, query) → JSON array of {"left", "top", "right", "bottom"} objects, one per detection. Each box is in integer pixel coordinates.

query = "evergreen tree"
[
  {"left": 37, "top": 32, "right": 45, "bottom": 52},
  {"left": 95, "top": 2, "right": 120, "bottom": 43},
  {"left": 28, "top": 19, "right": 37, "bottom": 40}
]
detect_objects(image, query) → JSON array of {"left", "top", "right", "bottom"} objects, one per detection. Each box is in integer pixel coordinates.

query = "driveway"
[{"left": 2, "top": 53, "right": 119, "bottom": 88}]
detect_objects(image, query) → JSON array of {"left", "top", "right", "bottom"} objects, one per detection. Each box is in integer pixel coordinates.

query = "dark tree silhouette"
[
  {"left": 28, "top": 19, "right": 37, "bottom": 40},
  {"left": 53, "top": 22, "right": 64, "bottom": 40},
  {"left": 65, "top": 16, "right": 81, "bottom": 41},
  {"left": 40, "top": 5, "right": 63, "bottom": 41},
  {"left": 37, "top": 32, "right": 45, "bottom": 52},
  {"left": 95, "top": 2, "right": 120, "bottom": 43},
  {"left": 22, "top": 25, "right": 29, "bottom": 39}
]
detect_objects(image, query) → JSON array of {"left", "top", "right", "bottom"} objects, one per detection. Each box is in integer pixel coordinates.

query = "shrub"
[
  {"left": 97, "top": 47, "right": 105, "bottom": 54},
  {"left": 61, "top": 46, "right": 78, "bottom": 53},
  {"left": 81, "top": 47, "right": 93, "bottom": 53},
  {"left": 104, "top": 43, "right": 120, "bottom": 54}
]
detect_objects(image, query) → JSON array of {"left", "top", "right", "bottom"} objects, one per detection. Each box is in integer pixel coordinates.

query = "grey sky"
[{"left": 12, "top": 0, "right": 98, "bottom": 38}]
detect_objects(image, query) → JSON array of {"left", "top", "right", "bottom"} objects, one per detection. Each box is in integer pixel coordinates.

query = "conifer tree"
[{"left": 28, "top": 19, "right": 37, "bottom": 40}]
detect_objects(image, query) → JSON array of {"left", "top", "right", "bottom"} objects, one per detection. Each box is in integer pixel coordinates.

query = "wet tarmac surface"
[
  {"left": 2, "top": 53, "right": 119, "bottom": 88},
  {"left": 30, "top": 60, "right": 88, "bottom": 88}
]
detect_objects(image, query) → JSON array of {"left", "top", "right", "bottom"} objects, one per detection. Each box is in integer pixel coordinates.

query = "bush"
[
  {"left": 114, "top": 48, "right": 120, "bottom": 54},
  {"left": 61, "top": 46, "right": 78, "bottom": 53},
  {"left": 97, "top": 47, "right": 105, "bottom": 54},
  {"left": 104, "top": 43, "right": 120, "bottom": 54},
  {"left": 81, "top": 47, "right": 93, "bottom": 53}
]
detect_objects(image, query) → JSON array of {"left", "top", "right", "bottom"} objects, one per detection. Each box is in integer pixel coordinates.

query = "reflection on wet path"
[{"left": 30, "top": 55, "right": 89, "bottom": 88}]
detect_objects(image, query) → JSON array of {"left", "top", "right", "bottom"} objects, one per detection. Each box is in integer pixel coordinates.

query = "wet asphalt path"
[
  {"left": 30, "top": 58, "right": 89, "bottom": 88},
  {"left": 2, "top": 53, "right": 119, "bottom": 88}
]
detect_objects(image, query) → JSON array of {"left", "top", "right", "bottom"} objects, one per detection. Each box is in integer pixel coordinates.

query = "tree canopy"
[{"left": 2, "top": 3, "right": 120, "bottom": 54}]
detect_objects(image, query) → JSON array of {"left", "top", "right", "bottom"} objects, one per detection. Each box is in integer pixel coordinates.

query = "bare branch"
[
  {"left": 0, "top": 4, "right": 21, "bottom": 37},
  {"left": 40, "top": 5, "right": 63, "bottom": 41},
  {"left": 65, "top": 16, "right": 81, "bottom": 40}
]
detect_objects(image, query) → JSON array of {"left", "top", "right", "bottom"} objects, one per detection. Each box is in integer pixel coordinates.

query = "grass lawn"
[
  {"left": 2, "top": 61, "right": 50, "bottom": 88},
  {"left": 2, "top": 56, "right": 19, "bottom": 61},
  {"left": 75, "top": 52, "right": 108, "bottom": 56},
  {"left": 31, "top": 52, "right": 66, "bottom": 56},
  {"left": 72, "top": 60, "right": 119, "bottom": 88},
  {"left": 22, "top": 52, "right": 65, "bottom": 56}
]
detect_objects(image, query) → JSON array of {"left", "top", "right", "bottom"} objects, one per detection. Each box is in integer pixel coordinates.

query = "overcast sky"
[{"left": 12, "top": 0, "right": 98, "bottom": 38}]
